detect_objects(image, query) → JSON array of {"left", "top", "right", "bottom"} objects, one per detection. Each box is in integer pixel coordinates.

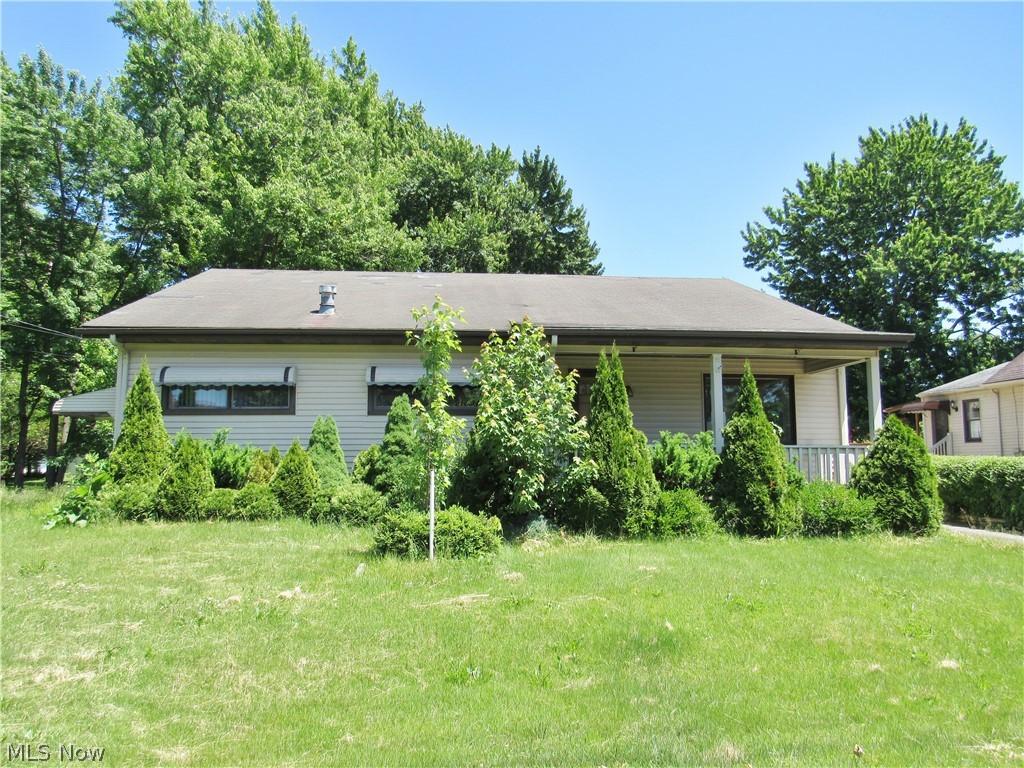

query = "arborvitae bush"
[
  {"left": 585, "top": 346, "right": 658, "bottom": 536},
  {"left": 155, "top": 431, "right": 215, "bottom": 521},
  {"left": 654, "top": 489, "right": 720, "bottom": 538},
  {"left": 270, "top": 440, "right": 320, "bottom": 517},
  {"left": 321, "top": 482, "right": 388, "bottom": 526},
  {"left": 373, "top": 505, "right": 502, "bottom": 559},
  {"left": 798, "top": 482, "right": 880, "bottom": 537},
  {"left": 851, "top": 416, "right": 942, "bottom": 535},
  {"left": 201, "top": 488, "right": 238, "bottom": 519},
  {"left": 377, "top": 394, "right": 426, "bottom": 505},
  {"left": 99, "top": 479, "right": 158, "bottom": 521},
  {"left": 108, "top": 359, "right": 170, "bottom": 483},
  {"left": 268, "top": 445, "right": 282, "bottom": 466},
  {"left": 307, "top": 416, "right": 349, "bottom": 490},
  {"left": 353, "top": 443, "right": 384, "bottom": 486},
  {"left": 233, "top": 483, "right": 284, "bottom": 520},
  {"left": 245, "top": 450, "right": 277, "bottom": 485},
  {"left": 207, "top": 429, "right": 253, "bottom": 488},
  {"left": 649, "top": 431, "right": 720, "bottom": 497}
]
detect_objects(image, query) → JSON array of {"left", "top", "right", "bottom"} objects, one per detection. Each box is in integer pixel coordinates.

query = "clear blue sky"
[{"left": 3, "top": 2, "right": 1021, "bottom": 288}]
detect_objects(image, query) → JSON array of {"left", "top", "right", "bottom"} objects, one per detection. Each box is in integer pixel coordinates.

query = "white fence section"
[
  {"left": 784, "top": 444, "right": 870, "bottom": 484},
  {"left": 930, "top": 434, "right": 952, "bottom": 456}
]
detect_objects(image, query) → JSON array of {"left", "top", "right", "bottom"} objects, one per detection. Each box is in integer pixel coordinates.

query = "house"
[
  {"left": 909, "top": 352, "right": 1024, "bottom": 457},
  {"left": 56, "top": 270, "right": 913, "bottom": 482}
]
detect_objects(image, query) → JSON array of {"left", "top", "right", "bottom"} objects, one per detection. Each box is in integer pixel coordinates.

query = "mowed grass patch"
[{"left": 2, "top": 489, "right": 1022, "bottom": 766}]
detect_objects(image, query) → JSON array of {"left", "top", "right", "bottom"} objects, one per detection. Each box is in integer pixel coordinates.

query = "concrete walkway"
[{"left": 943, "top": 524, "right": 1024, "bottom": 545}]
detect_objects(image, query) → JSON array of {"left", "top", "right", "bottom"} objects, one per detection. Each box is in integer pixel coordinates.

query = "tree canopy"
[{"left": 743, "top": 116, "right": 1024, "bottom": 410}]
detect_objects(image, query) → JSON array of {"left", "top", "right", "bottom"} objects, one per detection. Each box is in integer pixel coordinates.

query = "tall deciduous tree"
[
  {"left": 1, "top": 52, "right": 128, "bottom": 486},
  {"left": 743, "top": 116, "right": 1024, "bottom": 415}
]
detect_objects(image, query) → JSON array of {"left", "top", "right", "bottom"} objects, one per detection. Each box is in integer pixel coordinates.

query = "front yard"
[{"left": 2, "top": 489, "right": 1022, "bottom": 766}]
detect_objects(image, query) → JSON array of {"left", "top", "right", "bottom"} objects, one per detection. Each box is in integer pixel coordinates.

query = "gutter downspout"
[{"left": 993, "top": 388, "right": 1004, "bottom": 456}]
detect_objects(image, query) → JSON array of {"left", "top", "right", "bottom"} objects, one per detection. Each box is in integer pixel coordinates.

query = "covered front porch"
[{"left": 556, "top": 343, "right": 884, "bottom": 483}]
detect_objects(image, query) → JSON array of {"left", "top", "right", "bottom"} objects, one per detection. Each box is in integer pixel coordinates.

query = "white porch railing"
[
  {"left": 784, "top": 445, "right": 870, "bottom": 485},
  {"left": 930, "top": 434, "right": 952, "bottom": 456}
]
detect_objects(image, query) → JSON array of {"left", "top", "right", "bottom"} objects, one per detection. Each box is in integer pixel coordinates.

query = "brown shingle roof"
[{"left": 81, "top": 269, "right": 911, "bottom": 347}]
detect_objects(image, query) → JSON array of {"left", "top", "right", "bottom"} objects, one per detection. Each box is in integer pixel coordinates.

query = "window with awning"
[
  {"left": 159, "top": 365, "right": 296, "bottom": 415},
  {"left": 365, "top": 365, "right": 476, "bottom": 416}
]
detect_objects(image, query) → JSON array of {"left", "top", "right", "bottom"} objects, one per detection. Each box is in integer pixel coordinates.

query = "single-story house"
[
  {"left": 57, "top": 270, "right": 913, "bottom": 482},
  {"left": 907, "top": 352, "right": 1024, "bottom": 457}
]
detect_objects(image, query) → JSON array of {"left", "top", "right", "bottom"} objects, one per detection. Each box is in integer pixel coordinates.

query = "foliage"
[
  {"left": 44, "top": 454, "right": 110, "bottom": 528},
  {"left": 201, "top": 488, "right": 239, "bottom": 520},
  {"left": 851, "top": 416, "right": 942, "bottom": 535},
  {"left": 245, "top": 450, "right": 277, "bottom": 486},
  {"left": 798, "top": 482, "right": 880, "bottom": 537},
  {"left": 307, "top": 415, "right": 349, "bottom": 490},
  {"left": 98, "top": 480, "right": 158, "bottom": 522},
  {"left": 743, "top": 116, "right": 1024, "bottom": 429},
  {"left": 206, "top": 429, "right": 253, "bottom": 489},
  {"left": 407, "top": 297, "right": 465, "bottom": 504},
  {"left": 270, "top": 440, "right": 319, "bottom": 518},
  {"left": 154, "top": 431, "right": 215, "bottom": 521},
  {"left": 232, "top": 483, "right": 284, "bottom": 521},
  {"left": 353, "top": 443, "right": 383, "bottom": 486},
  {"left": 932, "top": 455, "right": 1024, "bottom": 532},
  {"left": 376, "top": 394, "right": 426, "bottom": 505},
  {"left": 584, "top": 346, "right": 658, "bottom": 536},
  {"left": 653, "top": 489, "right": 720, "bottom": 538},
  {"left": 321, "top": 482, "right": 388, "bottom": 527},
  {"left": 373, "top": 505, "right": 502, "bottom": 559},
  {"left": 715, "top": 363, "right": 800, "bottom": 537},
  {"left": 452, "top": 320, "right": 585, "bottom": 523},
  {"left": 107, "top": 360, "right": 171, "bottom": 484},
  {"left": 268, "top": 445, "right": 282, "bottom": 466},
  {"left": 649, "top": 431, "right": 720, "bottom": 497}
]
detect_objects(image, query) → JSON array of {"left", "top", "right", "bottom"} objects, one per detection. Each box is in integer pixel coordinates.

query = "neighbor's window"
[
  {"left": 703, "top": 374, "right": 796, "bottom": 445},
  {"left": 962, "top": 398, "right": 982, "bottom": 442},
  {"left": 367, "top": 384, "right": 479, "bottom": 416},
  {"left": 163, "top": 384, "right": 293, "bottom": 414}
]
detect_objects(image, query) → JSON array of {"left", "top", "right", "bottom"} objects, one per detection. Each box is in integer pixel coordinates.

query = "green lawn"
[{"left": 2, "top": 490, "right": 1022, "bottom": 767}]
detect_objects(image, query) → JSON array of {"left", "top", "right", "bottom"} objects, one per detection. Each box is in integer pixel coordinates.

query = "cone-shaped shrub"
[
  {"left": 268, "top": 445, "right": 282, "bottom": 466},
  {"left": 155, "top": 431, "right": 215, "bottom": 520},
  {"left": 307, "top": 416, "right": 349, "bottom": 489},
  {"left": 715, "top": 362, "right": 800, "bottom": 536},
  {"left": 246, "top": 450, "right": 277, "bottom": 485},
  {"left": 108, "top": 359, "right": 170, "bottom": 483},
  {"left": 851, "top": 415, "right": 941, "bottom": 535},
  {"left": 585, "top": 346, "right": 658, "bottom": 536},
  {"left": 271, "top": 440, "right": 319, "bottom": 517},
  {"left": 378, "top": 394, "right": 425, "bottom": 504}
]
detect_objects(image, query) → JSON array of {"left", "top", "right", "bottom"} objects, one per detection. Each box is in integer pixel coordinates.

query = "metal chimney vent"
[{"left": 318, "top": 284, "right": 337, "bottom": 315}]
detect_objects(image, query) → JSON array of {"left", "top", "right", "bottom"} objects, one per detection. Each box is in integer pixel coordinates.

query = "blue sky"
[{"left": 3, "top": 2, "right": 1021, "bottom": 288}]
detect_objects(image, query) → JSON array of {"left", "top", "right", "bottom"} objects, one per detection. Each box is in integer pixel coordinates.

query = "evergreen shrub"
[
  {"left": 933, "top": 456, "right": 1024, "bottom": 531},
  {"left": 654, "top": 489, "right": 719, "bottom": 538},
  {"left": 307, "top": 415, "right": 349, "bottom": 489},
  {"left": 155, "top": 431, "right": 215, "bottom": 521},
  {"left": 798, "top": 481, "right": 880, "bottom": 537},
  {"left": 233, "top": 483, "right": 284, "bottom": 520},
  {"left": 322, "top": 482, "right": 388, "bottom": 526},
  {"left": 649, "top": 431, "right": 720, "bottom": 497},
  {"left": 201, "top": 488, "right": 238, "bottom": 519},
  {"left": 108, "top": 359, "right": 170, "bottom": 483},
  {"left": 270, "top": 441, "right": 319, "bottom": 517}
]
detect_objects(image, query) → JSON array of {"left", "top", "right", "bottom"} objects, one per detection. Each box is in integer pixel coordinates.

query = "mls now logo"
[{"left": 6, "top": 743, "right": 105, "bottom": 762}]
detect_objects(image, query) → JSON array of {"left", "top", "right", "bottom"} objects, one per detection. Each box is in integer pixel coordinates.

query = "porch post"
[
  {"left": 836, "top": 367, "right": 850, "bottom": 446},
  {"left": 711, "top": 353, "right": 725, "bottom": 452},
  {"left": 44, "top": 411, "right": 60, "bottom": 489},
  {"left": 866, "top": 356, "right": 883, "bottom": 440}
]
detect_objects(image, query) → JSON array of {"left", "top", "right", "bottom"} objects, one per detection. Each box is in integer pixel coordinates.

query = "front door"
[{"left": 932, "top": 408, "right": 949, "bottom": 444}]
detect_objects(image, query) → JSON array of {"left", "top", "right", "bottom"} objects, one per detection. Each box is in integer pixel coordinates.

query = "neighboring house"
[
  {"left": 912, "top": 352, "right": 1024, "bottom": 457},
  {"left": 55, "top": 270, "right": 912, "bottom": 482}
]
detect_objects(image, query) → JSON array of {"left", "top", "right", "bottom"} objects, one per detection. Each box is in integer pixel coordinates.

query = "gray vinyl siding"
[
  {"left": 921, "top": 383, "right": 1024, "bottom": 456},
  {"left": 123, "top": 343, "right": 846, "bottom": 466}
]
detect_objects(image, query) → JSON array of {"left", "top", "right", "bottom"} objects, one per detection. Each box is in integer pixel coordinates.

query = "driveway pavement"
[{"left": 943, "top": 524, "right": 1024, "bottom": 545}]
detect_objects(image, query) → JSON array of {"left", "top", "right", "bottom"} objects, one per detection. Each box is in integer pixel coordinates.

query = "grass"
[{"left": 2, "top": 489, "right": 1022, "bottom": 767}]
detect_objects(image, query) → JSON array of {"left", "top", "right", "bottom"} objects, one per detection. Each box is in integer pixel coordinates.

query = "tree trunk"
[
  {"left": 13, "top": 354, "right": 32, "bottom": 489},
  {"left": 45, "top": 411, "right": 60, "bottom": 488}
]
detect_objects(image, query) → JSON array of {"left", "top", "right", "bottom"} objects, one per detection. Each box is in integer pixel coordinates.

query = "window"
[
  {"left": 703, "top": 374, "right": 797, "bottom": 445},
  {"left": 367, "top": 384, "right": 479, "bottom": 416},
  {"left": 163, "top": 384, "right": 293, "bottom": 415},
  {"left": 962, "top": 398, "right": 982, "bottom": 442}
]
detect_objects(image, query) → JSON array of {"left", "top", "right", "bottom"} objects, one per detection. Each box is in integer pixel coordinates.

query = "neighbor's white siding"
[
  {"left": 122, "top": 343, "right": 845, "bottom": 465},
  {"left": 923, "top": 383, "right": 1024, "bottom": 456}
]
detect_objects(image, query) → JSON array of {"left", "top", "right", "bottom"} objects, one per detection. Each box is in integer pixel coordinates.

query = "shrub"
[
  {"left": 201, "top": 488, "right": 238, "bottom": 519},
  {"left": 715, "top": 362, "right": 800, "bottom": 536},
  {"left": 268, "top": 445, "right": 282, "bottom": 466},
  {"left": 98, "top": 480, "right": 158, "bottom": 522},
  {"left": 373, "top": 505, "right": 502, "bottom": 559},
  {"left": 585, "top": 346, "right": 658, "bottom": 536},
  {"left": 321, "top": 482, "right": 388, "bottom": 526},
  {"left": 798, "top": 481, "right": 880, "bottom": 537},
  {"left": 246, "top": 450, "right": 277, "bottom": 485},
  {"left": 451, "top": 321, "right": 585, "bottom": 525},
  {"left": 654, "top": 489, "right": 719, "bottom": 538},
  {"left": 233, "top": 483, "right": 284, "bottom": 521},
  {"left": 307, "top": 415, "right": 349, "bottom": 489},
  {"left": 932, "top": 455, "right": 1024, "bottom": 532},
  {"left": 155, "top": 431, "right": 216, "bottom": 521},
  {"left": 649, "top": 431, "right": 720, "bottom": 497},
  {"left": 108, "top": 360, "right": 170, "bottom": 483},
  {"left": 376, "top": 394, "right": 426, "bottom": 505},
  {"left": 45, "top": 454, "right": 111, "bottom": 528},
  {"left": 353, "top": 443, "right": 384, "bottom": 486},
  {"left": 207, "top": 429, "right": 253, "bottom": 489},
  {"left": 270, "top": 440, "right": 319, "bottom": 517},
  {"left": 851, "top": 416, "right": 941, "bottom": 535}
]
